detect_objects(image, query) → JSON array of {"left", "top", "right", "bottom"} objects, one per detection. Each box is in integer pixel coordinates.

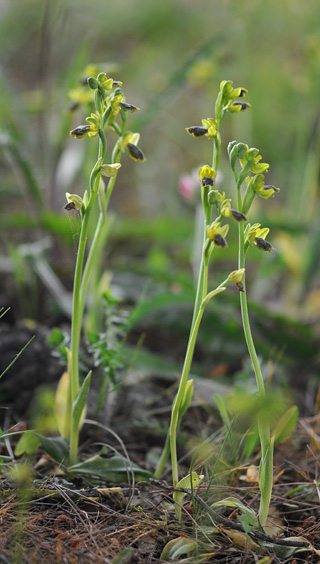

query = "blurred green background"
[{"left": 0, "top": 0, "right": 320, "bottom": 402}]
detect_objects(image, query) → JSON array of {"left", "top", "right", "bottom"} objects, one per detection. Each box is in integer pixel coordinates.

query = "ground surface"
[{"left": 1, "top": 321, "right": 320, "bottom": 563}]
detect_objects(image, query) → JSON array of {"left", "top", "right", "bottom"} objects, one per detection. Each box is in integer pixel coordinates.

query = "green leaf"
[
  {"left": 272, "top": 406, "right": 298, "bottom": 444},
  {"left": 261, "top": 536, "right": 320, "bottom": 559},
  {"left": 68, "top": 455, "right": 152, "bottom": 482},
  {"left": 160, "top": 537, "right": 197, "bottom": 561},
  {"left": 259, "top": 437, "right": 274, "bottom": 525},
  {"left": 15, "top": 431, "right": 69, "bottom": 463},
  {"left": 47, "top": 327, "right": 65, "bottom": 346},
  {"left": 38, "top": 435, "right": 70, "bottom": 463},
  {"left": 210, "top": 497, "right": 259, "bottom": 528},
  {"left": 214, "top": 393, "right": 231, "bottom": 431},
  {"left": 173, "top": 472, "right": 203, "bottom": 521},
  {"left": 55, "top": 371, "right": 72, "bottom": 440},
  {"left": 242, "top": 427, "right": 259, "bottom": 461},
  {"left": 15, "top": 431, "right": 41, "bottom": 456},
  {"left": 72, "top": 371, "right": 91, "bottom": 432},
  {"left": 178, "top": 379, "right": 193, "bottom": 418}
]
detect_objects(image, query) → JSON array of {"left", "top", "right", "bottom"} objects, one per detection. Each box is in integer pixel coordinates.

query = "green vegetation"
[{"left": 0, "top": 2, "right": 320, "bottom": 562}]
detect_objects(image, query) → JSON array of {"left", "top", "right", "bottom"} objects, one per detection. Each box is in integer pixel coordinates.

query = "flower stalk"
[
  {"left": 155, "top": 81, "right": 249, "bottom": 484},
  {"left": 65, "top": 71, "right": 144, "bottom": 465},
  {"left": 233, "top": 164, "right": 274, "bottom": 528},
  {"left": 157, "top": 81, "right": 278, "bottom": 530}
]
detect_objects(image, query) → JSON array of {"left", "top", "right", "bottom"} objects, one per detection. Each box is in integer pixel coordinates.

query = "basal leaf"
[
  {"left": 272, "top": 406, "right": 298, "bottom": 444},
  {"left": 68, "top": 454, "right": 152, "bottom": 482},
  {"left": 160, "top": 536, "right": 197, "bottom": 561},
  {"left": 15, "top": 431, "right": 41, "bottom": 456},
  {"left": 210, "top": 497, "right": 259, "bottom": 528},
  {"left": 173, "top": 471, "right": 204, "bottom": 521},
  {"left": 15, "top": 431, "right": 69, "bottom": 463}
]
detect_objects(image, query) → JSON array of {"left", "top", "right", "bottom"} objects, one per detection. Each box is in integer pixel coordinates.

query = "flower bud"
[
  {"left": 83, "top": 190, "right": 89, "bottom": 207},
  {"left": 227, "top": 140, "right": 238, "bottom": 156},
  {"left": 228, "top": 268, "right": 245, "bottom": 284},
  {"left": 186, "top": 126, "right": 208, "bottom": 137},
  {"left": 220, "top": 199, "right": 232, "bottom": 217},
  {"left": 246, "top": 148, "right": 260, "bottom": 160},
  {"left": 98, "top": 73, "right": 115, "bottom": 93},
  {"left": 208, "top": 190, "right": 220, "bottom": 205},
  {"left": 236, "top": 143, "right": 249, "bottom": 159},
  {"left": 87, "top": 77, "right": 99, "bottom": 90},
  {"left": 242, "top": 183, "right": 256, "bottom": 215},
  {"left": 220, "top": 80, "right": 233, "bottom": 97},
  {"left": 101, "top": 163, "right": 122, "bottom": 177}
]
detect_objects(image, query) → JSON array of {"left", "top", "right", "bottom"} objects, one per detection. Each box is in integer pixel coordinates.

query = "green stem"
[
  {"left": 237, "top": 185, "right": 272, "bottom": 528},
  {"left": 170, "top": 300, "right": 206, "bottom": 485},
  {"left": 69, "top": 114, "right": 106, "bottom": 465},
  {"left": 170, "top": 279, "right": 228, "bottom": 486},
  {"left": 78, "top": 211, "right": 104, "bottom": 321},
  {"left": 69, "top": 142, "right": 122, "bottom": 465},
  {"left": 78, "top": 153, "right": 122, "bottom": 329},
  {"left": 69, "top": 208, "right": 92, "bottom": 464},
  {"left": 155, "top": 120, "right": 222, "bottom": 480},
  {"left": 154, "top": 239, "right": 209, "bottom": 480},
  {"left": 213, "top": 132, "right": 221, "bottom": 172}
]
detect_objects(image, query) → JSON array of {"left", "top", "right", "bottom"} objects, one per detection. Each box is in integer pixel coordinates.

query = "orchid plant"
[
  {"left": 155, "top": 80, "right": 279, "bottom": 529},
  {"left": 62, "top": 71, "right": 145, "bottom": 465}
]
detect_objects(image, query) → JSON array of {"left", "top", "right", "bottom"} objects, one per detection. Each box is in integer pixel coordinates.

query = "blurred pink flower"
[{"left": 178, "top": 169, "right": 200, "bottom": 203}]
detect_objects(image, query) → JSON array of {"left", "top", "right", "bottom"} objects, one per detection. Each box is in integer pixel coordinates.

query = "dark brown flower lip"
[
  {"left": 214, "top": 233, "right": 228, "bottom": 248},
  {"left": 70, "top": 125, "right": 91, "bottom": 138},
  {"left": 232, "top": 101, "right": 251, "bottom": 111},
  {"left": 186, "top": 126, "right": 208, "bottom": 137},
  {"left": 263, "top": 184, "right": 280, "bottom": 192},
  {"left": 255, "top": 237, "right": 273, "bottom": 251},
  {"left": 64, "top": 202, "right": 76, "bottom": 211},
  {"left": 201, "top": 176, "right": 214, "bottom": 187},
  {"left": 231, "top": 209, "right": 247, "bottom": 222},
  {"left": 120, "top": 102, "right": 139, "bottom": 112},
  {"left": 127, "top": 143, "right": 145, "bottom": 161}
]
